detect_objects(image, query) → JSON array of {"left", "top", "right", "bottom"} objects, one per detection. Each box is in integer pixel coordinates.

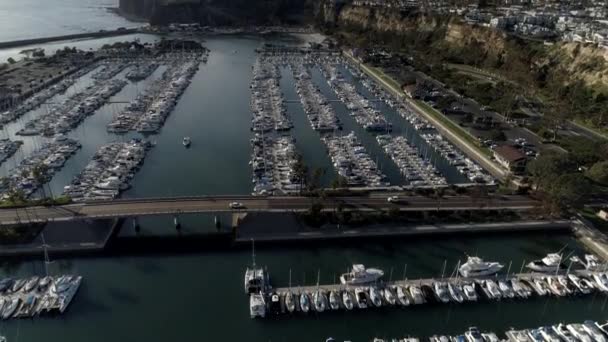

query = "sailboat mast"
[{"left": 251, "top": 238, "right": 256, "bottom": 269}]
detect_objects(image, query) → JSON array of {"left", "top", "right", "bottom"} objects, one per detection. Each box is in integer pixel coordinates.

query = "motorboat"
[
  {"left": 23, "top": 276, "right": 40, "bottom": 293},
  {"left": 552, "top": 323, "right": 576, "bottom": 341},
  {"left": 481, "top": 333, "right": 500, "bottom": 342},
  {"left": 566, "top": 324, "right": 593, "bottom": 342},
  {"left": 10, "top": 279, "right": 26, "bottom": 293},
  {"left": 183, "top": 136, "right": 191, "bottom": 147},
  {"left": 497, "top": 280, "right": 515, "bottom": 299},
  {"left": 585, "top": 254, "right": 604, "bottom": 271},
  {"left": 462, "top": 283, "right": 478, "bottom": 301},
  {"left": 383, "top": 287, "right": 396, "bottom": 305},
  {"left": 592, "top": 272, "right": 608, "bottom": 292},
  {"left": 459, "top": 256, "right": 504, "bottom": 277},
  {"left": 354, "top": 287, "right": 368, "bottom": 309},
  {"left": 0, "top": 278, "right": 13, "bottom": 293},
  {"left": 464, "top": 327, "right": 484, "bottom": 342},
  {"left": 483, "top": 280, "right": 502, "bottom": 300},
  {"left": 539, "top": 326, "right": 561, "bottom": 342},
  {"left": 546, "top": 277, "right": 567, "bottom": 297},
  {"left": 340, "top": 264, "right": 384, "bottom": 285},
  {"left": 396, "top": 286, "right": 410, "bottom": 306},
  {"left": 329, "top": 290, "right": 340, "bottom": 310},
  {"left": 567, "top": 274, "right": 593, "bottom": 295},
  {"left": 582, "top": 320, "right": 607, "bottom": 342},
  {"left": 342, "top": 290, "right": 354, "bottom": 310},
  {"left": 527, "top": 253, "right": 562, "bottom": 273},
  {"left": 505, "top": 329, "right": 532, "bottom": 342},
  {"left": 299, "top": 292, "right": 310, "bottom": 313},
  {"left": 527, "top": 329, "right": 545, "bottom": 342},
  {"left": 249, "top": 293, "right": 266, "bottom": 318},
  {"left": 2, "top": 297, "right": 19, "bottom": 319},
  {"left": 369, "top": 286, "right": 382, "bottom": 307},
  {"left": 284, "top": 291, "right": 296, "bottom": 313}
]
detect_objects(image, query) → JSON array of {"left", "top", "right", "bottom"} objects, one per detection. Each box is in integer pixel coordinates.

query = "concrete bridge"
[{"left": 0, "top": 195, "right": 536, "bottom": 226}]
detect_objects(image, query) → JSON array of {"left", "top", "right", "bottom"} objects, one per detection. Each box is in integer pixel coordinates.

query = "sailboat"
[
  {"left": 244, "top": 239, "right": 267, "bottom": 294},
  {"left": 284, "top": 269, "right": 295, "bottom": 313}
]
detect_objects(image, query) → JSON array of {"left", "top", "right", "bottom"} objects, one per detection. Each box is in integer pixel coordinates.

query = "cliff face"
[
  {"left": 119, "top": 0, "right": 315, "bottom": 26},
  {"left": 331, "top": 4, "right": 608, "bottom": 93}
]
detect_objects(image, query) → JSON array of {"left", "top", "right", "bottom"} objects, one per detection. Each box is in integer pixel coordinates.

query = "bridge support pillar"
[
  {"left": 174, "top": 215, "right": 181, "bottom": 231},
  {"left": 132, "top": 217, "right": 140, "bottom": 234}
]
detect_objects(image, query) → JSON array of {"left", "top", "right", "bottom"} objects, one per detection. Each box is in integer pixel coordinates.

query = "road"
[{"left": 0, "top": 195, "right": 537, "bottom": 225}]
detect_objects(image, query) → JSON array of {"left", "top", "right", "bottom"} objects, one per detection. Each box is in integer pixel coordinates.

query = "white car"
[
  {"left": 387, "top": 196, "right": 403, "bottom": 203},
  {"left": 229, "top": 202, "right": 245, "bottom": 209}
]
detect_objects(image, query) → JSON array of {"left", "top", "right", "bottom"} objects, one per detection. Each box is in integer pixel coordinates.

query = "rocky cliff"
[{"left": 330, "top": 4, "right": 608, "bottom": 95}]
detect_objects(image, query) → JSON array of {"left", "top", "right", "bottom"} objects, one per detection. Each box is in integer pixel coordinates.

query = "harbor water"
[
  {"left": 0, "top": 16, "right": 605, "bottom": 340},
  {"left": 0, "top": 233, "right": 606, "bottom": 341}
]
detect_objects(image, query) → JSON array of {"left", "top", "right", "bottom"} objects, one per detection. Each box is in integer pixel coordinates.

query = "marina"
[
  {"left": 250, "top": 55, "right": 292, "bottom": 132},
  {"left": 246, "top": 252, "right": 608, "bottom": 318},
  {"left": 63, "top": 139, "right": 153, "bottom": 201},
  {"left": 0, "top": 275, "right": 82, "bottom": 320},
  {"left": 368, "top": 320, "right": 608, "bottom": 342},
  {"left": 250, "top": 135, "right": 299, "bottom": 195},
  {"left": 0, "top": 139, "right": 22, "bottom": 166},
  {"left": 106, "top": 52, "right": 202, "bottom": 134}
]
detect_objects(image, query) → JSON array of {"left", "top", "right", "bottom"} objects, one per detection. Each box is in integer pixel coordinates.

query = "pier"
[{"left": 0, "top": 28, "right": 139, "bottom": 49}]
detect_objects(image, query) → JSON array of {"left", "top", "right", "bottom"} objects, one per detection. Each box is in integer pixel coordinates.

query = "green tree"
[
  {"left": 587, "top": 160, "right": 608, "bottom": 185},
  {"left": 527, "top": 153, "right": 576, "bottom": 192},
  {"left": 546, "top": 173, "right": 591, "bottom": 211}
]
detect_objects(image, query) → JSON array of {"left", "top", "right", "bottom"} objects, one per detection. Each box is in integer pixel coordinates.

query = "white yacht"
[
  {"left": 249, "top": 293, "right": 266, "bottom": 318},
  {"left": 462, "top": 283, "right": 478, "bottom": 301},
  {"left": 539, "top": 326, "right": 561, "bottom": 342},
  {"left": 459, "top": 257, "right": 504, "bottom": 277},
  {"left": 593, "top": 272, "right": 608, "bottom": 292},
  {"left": 340, "top": 264, "right": 384, "bottom": 285},
  {"left": 553, "top": 323, "right": 576, "bottom": 342},
  {"left": 409, "top": 285, "right": 425, "bottom": 305},
  {"left": 527, "top": 253, "right": 562, "bottom": 273}
]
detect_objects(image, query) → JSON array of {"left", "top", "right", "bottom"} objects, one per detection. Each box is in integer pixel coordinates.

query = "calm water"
[
  {"left": 0, "top": 0, "right": 136, "bottom": 42},
  {"left": 0, "top": 19, "right": 603, "bottom": 341},
  {"left": 0, "top": 234, "right": 606, "bottom": 341}
]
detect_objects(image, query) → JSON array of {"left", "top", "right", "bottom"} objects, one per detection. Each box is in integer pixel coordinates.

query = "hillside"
[{"left": 327, "top": 4, "right": 608, "bottom": 127}]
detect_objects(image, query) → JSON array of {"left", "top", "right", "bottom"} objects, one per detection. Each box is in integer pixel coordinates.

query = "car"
[
  {"left": 229, "top": 202, "right": 245, "bottom": 209},
  {"left": 387, "top": 196, "right": 406, "bottom": 204}
]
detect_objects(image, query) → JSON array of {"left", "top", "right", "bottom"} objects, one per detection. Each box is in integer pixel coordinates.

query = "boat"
[
  {"left": 0, "top": 279, "right": 13, "bottom": 293},
  {"left": 566, "top": 324, "right": 593, "bottom": 342},
  {"left": 483, "top": 280, "right": 502, "bottom": 300},
  {"left": 342, "top": 290, "right": 354, "bottom": 310},
  {"left": 354, "top": 287, "right": 368, "bottom": 309},
  {"left": 433, "top": 282, "right": 451, "bottom": 303},
  {"left": 505, "top": 329, "right": 532, "bottom": 342},
  {"left": 268, "top": 292, "right": 280, "bottom": 315},
  {"left": 459, "top": 257, "right": 504, "bottom": 277},
  {"left": 249, "top": 293, "right": 266, "bottom": 318},
  {"left": 2, "top": 297, "right": 19, "bottom": 319},
  {"left": 582, "top": 320, "right": 607, "bottom": 342},
  {"left": 383, "top": 287, "right": 396, "bottom": 305},
  {"left": 464, "top": 327, "right": 484, "bottom": 342},
  {"left": 284, "top": 291, "right": 296, "bottom": 313},
  {"left": 510, "top": 279, "right": 532, "bottom": 298},
  {"left": 244, "top": 241, "right": 267, "bottom": 294},
  {"left": 369, "top": 286, "right": 382, "bottom": 307},
  {"left": 592, "top": 272, "right": 608, "bottom": 292},
  {"left": 527, "top": 253, "right": 562, "bottom": 273},
  {"left": 329, "top": 290, "right": 340, "bottom": 310},
  {"left": 481, "top": 333, "right": 500, "bottom": 342},
  {"left": 396, "top": 286, "right": 410, "bottom": 306},
  {"left": 539, "top": 326, "right": 561, "bottom": 342},
  {"left": 299, "top": 292, "right": 310, "bottom": 313},
  {"left": 10, "top": 279, "right": 26, "bottom": 293},
  {"left": 448, "top": 283, "right": 465, "bottom": 303},
  {"left": 497, "top": 280, "right": 515, "bottom": 299},
  {"left": 23, "top": 276, "right": 40, "bottom": 293},
  {"left": 546, "top": 276, "right": 567, "bottom": 297},
  {"left": 313, "top": 289, "right": 328, "bottom": 312},
  {"left": 340, "top": 264, "right": 384, "bottom": 285},
  {"left": 552, "top": 323, "right": 576, "bottom": 341},
  {"left": 409, "top": 285, "right": 425, "bottom": 305},
  {"left": 567, "top": 274, "right": 593, "bottom": 295},
  {"left": 527, "top": 328, "right": 545, "bottom": 342},
  {"left": 183, "top": 136, "right": 191, "bottom": 147},
  {"left": 462, "top": 283, "right": 478, "bottom": 301}
]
